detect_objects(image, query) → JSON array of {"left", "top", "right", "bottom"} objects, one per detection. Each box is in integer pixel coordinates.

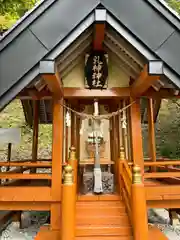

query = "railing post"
[
  {"left": 132, "top": 165, "right": 148, "bottom": 240},
  {"left": 61, "top": 165, "right": 76, "bottom": 240}
]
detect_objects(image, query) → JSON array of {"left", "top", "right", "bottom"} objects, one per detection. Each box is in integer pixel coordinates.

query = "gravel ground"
[
  {"left": 148, "top": 209, "right": 180, "bottom": 240},
  {"left": 0, "top": 212, "right": 48, "bottom": 240},
  {"left": 1, "top": 209, "right": 180, "bottom": 239}
]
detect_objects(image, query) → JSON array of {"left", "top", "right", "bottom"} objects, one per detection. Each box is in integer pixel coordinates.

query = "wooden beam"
[
  {"left": 147, "top": 200, "right": 180, "bottom": 209},
  {"left": 93, "top": 23, "right": 105, "bottom": 50},
  {"left": 64, "top": 87, "right": 130, "bottom": 98},
  {"left": 40, "top": 60, "right": 63, "bottom": 98},
  {"left": 145, "top": 87, "right": 180, "bottom": 99},
  {"left": 93, "top": 9, "right": 106, "bottom": 51},
  {"left": 146, "top": 185, "right": 180, "bottom": 200},
  {"left": 17, "top": 87, "right": 180, "bottom": 100},
  {"left": 0, "top": 202, "right": 51, "bottom": 211},
  {"left": 0, "top": 187, "right": 52, "bottom": 202},
  {"left": 42, "top": 73, "right": 63, "bottom": 98},
  {"left": 131, "top": 65, "right": 159, "bottom": 97},
  {"left": 17, "top": 88, "right": 130, "bottom": 99}
]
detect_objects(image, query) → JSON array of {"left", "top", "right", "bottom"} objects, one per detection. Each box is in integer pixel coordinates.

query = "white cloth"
[{"left": 93, "top": 168, "right": 103, "bottom": 193}]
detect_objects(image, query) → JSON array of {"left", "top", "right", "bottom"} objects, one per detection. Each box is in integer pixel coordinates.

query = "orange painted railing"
[
  {"left": 144, "top": 161, "right": 180, "bottom": 179},
  {"left": 0, "top": 161, "right": 52, "bottom": 167},
  {"left": 0, "top": 161, "right": 52, "bottom": 182},
  {"left": 119, "top": 155, "right": 148, "bottom": 240},
  {"left": 119, "top": 159, "right": 132, "bottom": 221}
]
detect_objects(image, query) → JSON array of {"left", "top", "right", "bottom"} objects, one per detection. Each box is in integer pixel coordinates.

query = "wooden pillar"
[
  {"left": 112, "top": 114, "right": 119, "bottom": 184},
  {"left": 127, "top": 107, "right": 132, "bottom": 162},
  {"left": 31, "top": 100, "right": 39, "bottom": 173},
  {"left": 115, "top": 115, "right": 120, "bottom": 158},
  {"left": 147, "top": 98, "right": 156, "bottom": 172},
  {"left": 71, "top": 111, "right": 75, "bottom": 147},
  {"left": 51, "top": 98, "right": 63, "bottom": 231},
  {"left": 122, "top": 100, "right": 128, "bottom": 160},
  {"left": 65, "top": 124, "right": 69, "bottom": 161},
  {"left": 130, "top": 98, "right": 144, "bottom": 171},
  {"left": 76, "top": 116, "right": 80, "bottom": 161},
  {"left": 112, "top": 115, "right": 118, "bottom": 160},
  {"left": 132, "top": 165, "right": 148, "bottom": 240},
  {"left": 119, "top": 101, "right": 123, "bottom": 149},
  {"left": 109, "top": 118, "right": 113, "bottom": 161},
  {"left": 73, "top": 114, "right": 77, "bottom": 151},
  {"left": 65, "top": 102, "right": 69, "bottom": 161}
]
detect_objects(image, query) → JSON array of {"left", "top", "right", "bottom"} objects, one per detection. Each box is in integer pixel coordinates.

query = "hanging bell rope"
[{"left": 59, "top": 101, "right": 136, "bottom": 120}]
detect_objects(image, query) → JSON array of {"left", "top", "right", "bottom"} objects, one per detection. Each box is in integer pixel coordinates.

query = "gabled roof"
[{"left": 1, "top": 0, "right": 180, "bottom": 110}]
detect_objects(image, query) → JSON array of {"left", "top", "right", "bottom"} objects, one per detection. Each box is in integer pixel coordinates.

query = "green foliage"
[
  {"left": 0, "top": 100, "right": 52, "bottom": 161},
  {"left": 166, "top": 0, "right": 180, "bottom": 14},
  {"left": 156, "top": 99, "right": 180, "bottom": 159},
  {"left": 0, "top": 0, "right": 38, "bottom": 16},
  {"left": 0, "top": 0, "right": 39, "bottom": 30}
]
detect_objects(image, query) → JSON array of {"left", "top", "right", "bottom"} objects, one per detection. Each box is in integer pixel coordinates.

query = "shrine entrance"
[{"left": 65, "top": 97, "right": 132, "bottom": 196}]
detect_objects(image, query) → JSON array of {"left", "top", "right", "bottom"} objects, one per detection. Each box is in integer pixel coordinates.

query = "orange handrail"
[
  {"left": 0, "top": 173, "right": 51, "bottom": 180},
  {"left": 144, "top": 161, "right": 180, "bottom": 166},
  {"left": 119, "top": 159, "right": 132, "bottom": 223},
  {"left": 144, "top": 172, "right": 180, "bottom": 179},
  {"left": 119, "top": 160, "right": 148, "bottom": 240},
  {"left": 0, "top": 162, "right": 52, "bottom": 167}
]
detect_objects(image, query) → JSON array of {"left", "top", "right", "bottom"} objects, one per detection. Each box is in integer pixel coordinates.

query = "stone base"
[
  {"left": 81, "top": 171, "right": 114, "bottom": 195},
  {"left": 102, "top": 171, "right": 114, "bottom": 194}
]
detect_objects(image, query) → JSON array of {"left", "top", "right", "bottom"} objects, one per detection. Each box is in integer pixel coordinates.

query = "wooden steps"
[{"left": 76, "top": 198, "right": 133, "bottom": 239}]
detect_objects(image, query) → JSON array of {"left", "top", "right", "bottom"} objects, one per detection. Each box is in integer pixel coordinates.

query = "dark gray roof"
[{"left": 0, "top": 0, "right": 180, "bottom": 110}]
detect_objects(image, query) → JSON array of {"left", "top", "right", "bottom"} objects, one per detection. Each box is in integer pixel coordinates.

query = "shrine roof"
[{"left": 0, "top": 0, "right": 180, "bottom": 111}]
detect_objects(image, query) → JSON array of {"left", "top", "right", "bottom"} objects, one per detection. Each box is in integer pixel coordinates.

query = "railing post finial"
[
  {"left": 132, "top": 165, "right": 142, "bottom": 184},
  {"left": 63, "top": 164, "right": 73, "bottom": 185}
]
